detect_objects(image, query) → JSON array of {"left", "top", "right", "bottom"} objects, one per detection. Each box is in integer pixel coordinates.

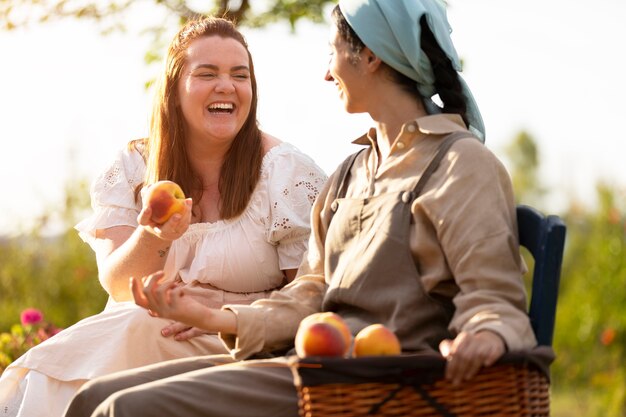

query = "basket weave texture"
[{"left": 291, "top": 352, "right": 551, "bottom": 417}]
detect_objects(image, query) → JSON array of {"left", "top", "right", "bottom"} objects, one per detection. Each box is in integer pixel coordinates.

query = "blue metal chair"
[{"left": 516, "top": 204, "right": 567, "bottom": 347}]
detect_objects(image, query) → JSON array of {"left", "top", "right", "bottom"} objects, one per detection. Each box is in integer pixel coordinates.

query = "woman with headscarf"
[{"left": 64, "top": 1, "right": 537, "bottom": 416}]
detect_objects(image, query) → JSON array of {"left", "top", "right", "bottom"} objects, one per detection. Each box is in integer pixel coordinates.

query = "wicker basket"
[{"left": 290, "top": 352, "right": 551, "bottom": 417}]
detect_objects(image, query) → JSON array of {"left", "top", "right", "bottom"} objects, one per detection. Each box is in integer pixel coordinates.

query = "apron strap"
[
  {"left": 334, "top": 149, "right": 365, "bottom": 201},
  {"left": 412, "top": 131, "right": 478, "bottom": 197}
]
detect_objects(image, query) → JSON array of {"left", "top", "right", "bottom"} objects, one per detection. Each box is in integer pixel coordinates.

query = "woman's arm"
[
  {"left": 131, "top": 271, "right": 238, "bottom": 334},
  {"left": 95, "top": 198, "right": 193, "bottom": 301},
  {"left": 159, "top": 267, "right": 298, "bottom": 341},
  {"left": 426, "top": 139, "right": 533, "bottom": 382}
]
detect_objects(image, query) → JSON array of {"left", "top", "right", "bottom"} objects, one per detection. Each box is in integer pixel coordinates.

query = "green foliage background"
[
  {"left": 506, "top": 132, "right": 626, "bottom": 416},
  {"left": 0, "top": 180, "right": 108, "bottom": 331}
]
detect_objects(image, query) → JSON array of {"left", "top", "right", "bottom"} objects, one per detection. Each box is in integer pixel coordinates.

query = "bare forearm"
[{"left": 99, "top": 227, "right": 173, "bottom": 301}]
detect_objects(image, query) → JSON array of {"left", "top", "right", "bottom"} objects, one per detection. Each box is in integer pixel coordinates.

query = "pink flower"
[{"left": 20, "top": 308, "right": 44, "bottom": 326}]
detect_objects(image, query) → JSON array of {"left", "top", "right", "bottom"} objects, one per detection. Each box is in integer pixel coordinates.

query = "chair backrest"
[{"left": 516, "top": 204, "right": 567, "bottom": 347}]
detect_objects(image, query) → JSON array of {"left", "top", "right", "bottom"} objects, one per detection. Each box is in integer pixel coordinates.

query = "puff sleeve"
[
  {"left": 74, "top": 145, "right": 145, "bottom": 251},
  {"left": 263, "top": 144, "right": 327, "bottom": 271}
]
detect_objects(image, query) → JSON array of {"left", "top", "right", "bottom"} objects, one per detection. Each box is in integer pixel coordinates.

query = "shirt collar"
[{"left": 351, "top": 113, "right": 468, "bottom": 146}]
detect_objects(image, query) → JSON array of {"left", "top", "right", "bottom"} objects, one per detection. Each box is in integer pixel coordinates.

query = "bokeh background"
[{"left": 1, "top": 1, "right": 625, "bottom": 415}]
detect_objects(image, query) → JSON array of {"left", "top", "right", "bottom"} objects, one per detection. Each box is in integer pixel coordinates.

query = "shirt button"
[
  {"left": 407, "top": 124, "right": 416, "bottom": 133},
  {"left": 396, "top": 141, "right": 405, "bottom": 150},
  {"left": 401, "top": 191, "right": 413, "bottom": 203}
]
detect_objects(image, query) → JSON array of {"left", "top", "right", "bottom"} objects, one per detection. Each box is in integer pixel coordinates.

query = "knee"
[
  {"left": 92, "top": 390, "right": 153, "bottom": 417},
  {"left": 64, "top": 379, "right": 114, "bottom": 417}
]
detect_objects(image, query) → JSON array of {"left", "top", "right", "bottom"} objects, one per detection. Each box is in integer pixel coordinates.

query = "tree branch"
[{"left": 217, "top": 0, "right": 250, "bottom": 25}]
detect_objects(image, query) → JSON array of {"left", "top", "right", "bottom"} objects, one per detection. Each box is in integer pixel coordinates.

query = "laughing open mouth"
[{"left": 208, "top": 103, "right": 235, "bottom": 114}]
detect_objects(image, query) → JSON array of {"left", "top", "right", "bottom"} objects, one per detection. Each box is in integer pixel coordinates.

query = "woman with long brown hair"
[{"left": 0, "top": 17, "right": 326, "bottom": 417}]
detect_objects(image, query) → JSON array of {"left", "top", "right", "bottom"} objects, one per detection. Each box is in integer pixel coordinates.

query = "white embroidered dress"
[{"left": 0, "top": 142, "right": 327, "bottom": 417}]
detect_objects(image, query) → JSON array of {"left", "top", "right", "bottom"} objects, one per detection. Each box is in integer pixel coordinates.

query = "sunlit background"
[{"left": 1, "top": 0, "right": 625, "bottom": 235}]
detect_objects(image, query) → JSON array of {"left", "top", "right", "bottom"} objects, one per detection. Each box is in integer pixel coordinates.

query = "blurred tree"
[
  {"left": 0, "top": 0, "right": 336, "bottom": 73},
  {"left": 503, "top": 131, "right": 544, "bottom": 299},
  {"left": 0, "top": 177, "right": 106, "bottom": 332},
  {"left": 0, "top": 0, "right": 334, "bottom": 31},
  {"left": 552, "top": 184, "right": 626, "bottom": 415},
  {"left": 504, "top": 131, "right": 626, "bottom": 415},
  {"left": 504, "top": 130, "right": 545, "bottom": 208}
]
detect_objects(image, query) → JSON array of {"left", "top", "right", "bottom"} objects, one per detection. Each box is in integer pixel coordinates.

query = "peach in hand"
[
  {"left": 298, "top": 312, "right": 352, "bottom": 356},
  {"left": 145, "top": 180, "right": 186, "bottom": 224},
  {"left": 295, "top": 321, "right": 348, "bottom": 358},
  {"left": 352, "top": 324, "right": 401, "bottom": 357}
]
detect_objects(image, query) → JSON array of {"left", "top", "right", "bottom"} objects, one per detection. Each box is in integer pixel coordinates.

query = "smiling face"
[
  {"left": 325, "top": 25, "right": 368, "bottom": 114},
  {"left": 177, "top": 36, "right": 253, "bottom": 146}
]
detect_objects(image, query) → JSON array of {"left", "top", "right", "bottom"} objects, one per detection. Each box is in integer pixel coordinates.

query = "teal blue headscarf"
[{"left": 339, "top": 0, "right": 486, "bottom": 142}]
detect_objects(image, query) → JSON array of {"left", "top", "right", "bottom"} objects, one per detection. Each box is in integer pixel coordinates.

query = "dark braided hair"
[
  {"left": 419, "top": 16, "right": 469, "bottom": 125},
  {"left": 331, "top": 5, "right": 469, "bottom": 125}
]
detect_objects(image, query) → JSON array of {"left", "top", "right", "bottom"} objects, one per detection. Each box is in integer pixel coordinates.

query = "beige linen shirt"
[{"left": 221, "top": 114, "right": 537, "bottom": 360}]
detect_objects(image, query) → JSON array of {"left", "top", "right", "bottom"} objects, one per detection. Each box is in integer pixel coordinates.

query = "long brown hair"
[{"left": 136, "top": 17, "right": 263, "bottom": 220}]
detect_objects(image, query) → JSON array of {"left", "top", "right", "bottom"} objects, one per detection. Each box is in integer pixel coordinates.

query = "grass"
[{"left": 551, "top": 385, "right": 625, "bottom": 417}]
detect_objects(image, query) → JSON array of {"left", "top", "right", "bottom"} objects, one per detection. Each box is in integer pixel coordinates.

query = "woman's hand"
[
  {"left": 138, "top": 184, "right": 193, "bottom": 241},
  {"left": 439, "top": 330, "right": 506, "bottom": 386},
  {"left": 131, "top": 271, "right": 212, "bottom": 329},
  {"left": 161, "top": 322, "right": 210, "bottom": 341}
]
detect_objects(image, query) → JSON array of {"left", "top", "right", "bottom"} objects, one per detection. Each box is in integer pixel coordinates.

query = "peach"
[
  {"left": 352, "top": 324, "right": 401, "bottom": 357},
  {"left": 295, "top": 321, "right": 347, "bottom": 358},
  {"left": 299, "top": 312, "right": 352, "bottom": 355},
  {"left": 145, "top": 180, "right": 186, "bottom": 224}
]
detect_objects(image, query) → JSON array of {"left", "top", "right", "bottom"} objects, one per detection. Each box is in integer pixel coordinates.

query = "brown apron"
[{"left": 322, "top": 131, "right": 474, "bottom": 352}]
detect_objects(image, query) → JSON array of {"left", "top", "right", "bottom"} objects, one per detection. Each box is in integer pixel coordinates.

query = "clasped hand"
[{"left": 131, "top": 271, "right": 214, "bottom": 340}]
